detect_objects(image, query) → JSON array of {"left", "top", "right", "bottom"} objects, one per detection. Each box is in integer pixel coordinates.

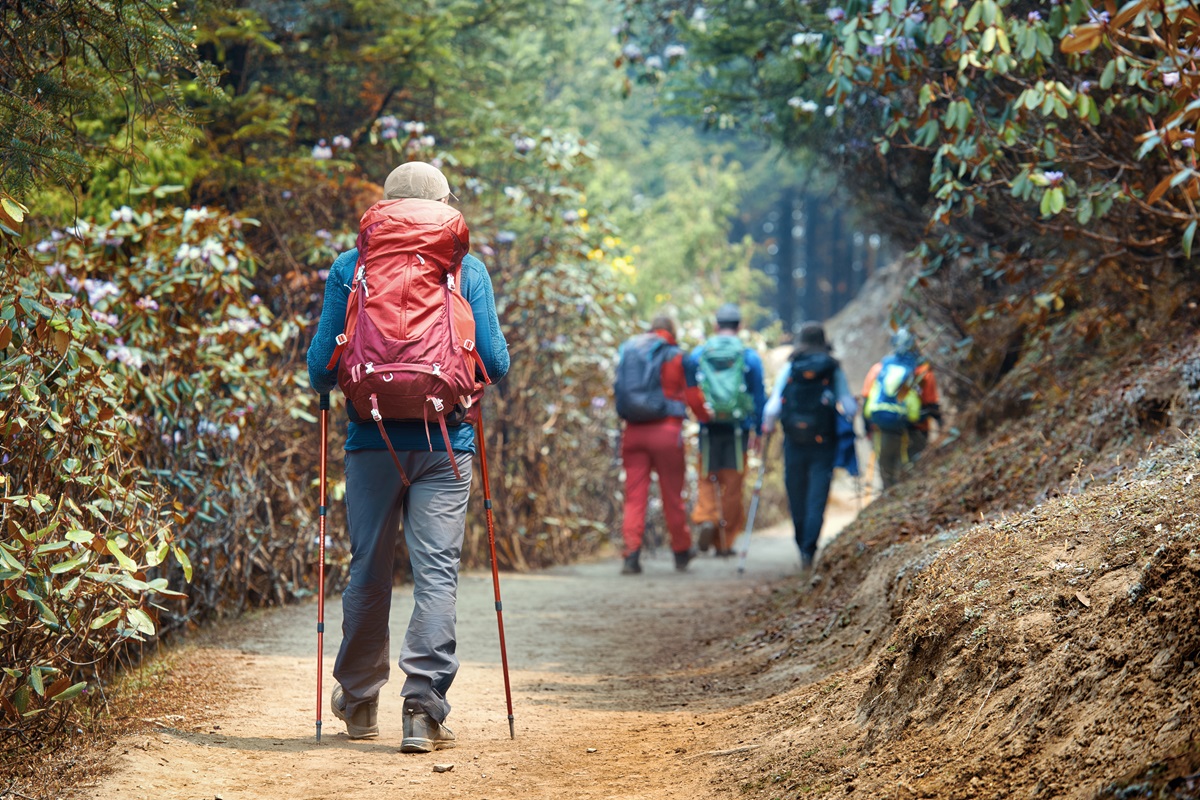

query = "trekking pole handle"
[{"left": 320, "top": 393, "right": 330, "bottom": 410}]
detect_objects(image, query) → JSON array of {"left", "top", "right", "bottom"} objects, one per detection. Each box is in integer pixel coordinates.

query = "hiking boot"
[
  {"left": 674, "top": 548, "right": 696, "bottom": 572},
  {"left": 401, "top": 699, "right": 457, "bottom": 753},
  {"left": 331, "top": 684, "right": 379, "bottom": 740},
  {"left": 621, "top": 551, "right": 642, "bottom": 575},
  {"left": 696, "top": 522, "right": 717, "bottom": 552}
]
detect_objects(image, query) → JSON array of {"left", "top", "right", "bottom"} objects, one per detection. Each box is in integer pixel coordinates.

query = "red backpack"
[{"left": 326, "top": 198, "right": 489, "bottom": 482}]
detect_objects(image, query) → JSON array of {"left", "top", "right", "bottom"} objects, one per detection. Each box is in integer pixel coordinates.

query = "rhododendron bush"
[{"left": 0, "top": 202, "right": 307, "bottom": 736}]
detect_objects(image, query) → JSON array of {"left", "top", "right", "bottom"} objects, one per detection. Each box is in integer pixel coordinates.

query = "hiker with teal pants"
[{"left": 686, "top": 303, "right": 766, "bottom": 557}]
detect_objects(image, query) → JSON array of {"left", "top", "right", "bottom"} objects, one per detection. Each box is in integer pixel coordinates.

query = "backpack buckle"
[
  {"left": 462, "top": 338, "right": 474, "bottom": 351},
  {"left": 430, "top": 397, "right": 445, "bottom": 413},
  {"left": 371, "top": 408, "right": 382, "bottom": 422},
  {"left": 365, "top": 362, "right": 375, "bottom": 375},
  {"left": 335, "top": 333, "right": 347, "bottom": 346},
  {"left": 431, "top": 363, "right": 441, "bottom": 377}
]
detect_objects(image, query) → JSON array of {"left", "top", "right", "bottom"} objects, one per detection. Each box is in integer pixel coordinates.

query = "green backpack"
[{"left": 696, "top": 335, "right": 754, "bottom": 423}]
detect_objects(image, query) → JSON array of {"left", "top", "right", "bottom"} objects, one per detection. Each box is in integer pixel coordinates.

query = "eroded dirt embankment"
[{"left": 706, "top": 439, "right": 1199, "bottom": 800}]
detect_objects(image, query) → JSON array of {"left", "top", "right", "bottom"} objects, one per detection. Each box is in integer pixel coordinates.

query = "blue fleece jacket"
[{"left": 306, "top": 249, "right": 510, "bottom": 453}]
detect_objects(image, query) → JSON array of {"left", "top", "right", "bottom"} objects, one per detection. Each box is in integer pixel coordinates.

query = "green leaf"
[
  {"left": 173, "top": 545, "right": 193, "bottom": 582},
  {"left": 50, "top": 682, "right": 87, "bottom": 702},
  {"left": 1183, "top": 220, "right": 1197, "bottom": 259},
  {"left": 13, "top": 684, "right": 30, "bottom": 714},
  {"left": 106, "top": 540, "right": 139, "bottom": 572},
  {"left": 1077, "top": 198, "right": 1094, "bottom": 225},
  {"left": 125, "top": 607, "right": 156, "bottom": 637},
  {"left": 18, "top": 297, "right": 53, "bottom": 319},
  {"left": 90, "top": 607, "right": 122, "bottom": 629},
  {"left": 1, "top": 198, "right": 26, "bottom": 223},
  {"left": 289, "top": 408, "right": 317, "bottom": 423},
  {"left": 29, "top": 667, "right": 45, "bottom": 696},
  {"left": 1100, "top": 60, "right": 1117, "bottom": 90},
  {"left": 1048, "top": 187, "right": 1065, "bottom": 214},
  {"left": 50, "top": 550, "right": 93, "bottom": 575},
  {"left": 981, "top": 27, "right": 996, "bottom": 53},
  {"left": 1169, "top": 169, "right": 1195, "bottom": 189},
  {"left": 65, "top": 529, "right": 94, "bottom": 545},
  {"left": 965, "top": 1, "right": 983, "bottom": 29}
]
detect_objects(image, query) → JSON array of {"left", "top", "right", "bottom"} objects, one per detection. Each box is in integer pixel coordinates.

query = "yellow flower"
[{"left": 587, "top": 248, "right": 605, "bottom": 261}]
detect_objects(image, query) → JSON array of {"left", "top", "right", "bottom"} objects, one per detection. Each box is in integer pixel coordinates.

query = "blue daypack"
[{"left": 614, "top": 333, "right": 686, "bottom": 422}]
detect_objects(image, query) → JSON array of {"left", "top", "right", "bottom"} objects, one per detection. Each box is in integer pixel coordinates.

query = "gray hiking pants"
[{"left": 334, "top": 448, "right": 473, "bottom": 724}]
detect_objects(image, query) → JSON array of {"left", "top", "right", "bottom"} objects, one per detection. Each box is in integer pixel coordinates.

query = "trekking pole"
[
  {"left": 736, "top": 433, "right": 771, "bottom": 575},
  {"left": 315, "top": 393, "right": 330, "bottom": 742},
  {"left": 474, "top": 410, "right": 516, "bottom": 739}
]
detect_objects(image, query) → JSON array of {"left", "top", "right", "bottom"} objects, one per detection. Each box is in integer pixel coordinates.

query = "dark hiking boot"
[
  {"left": 621, "top": 551, "right": 642, "bottom": 575},
  {"left": 674, "top": 548, "right": 696, "bottom": 572},
  {"left": 401, "top": 698, "right": 457, "bottom": 753},
  {"left": 696, "top": 522, "right": 717, "bottom": 552},
  {"left": 331, "top": 684, "right": 379, "bottom": 739}
]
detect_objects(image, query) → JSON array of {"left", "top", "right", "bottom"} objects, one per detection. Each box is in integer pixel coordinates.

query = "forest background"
[{"left": 1, "top": 0, "right": 1197, "bottom": 769}]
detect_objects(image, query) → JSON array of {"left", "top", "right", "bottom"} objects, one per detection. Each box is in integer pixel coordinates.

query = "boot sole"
[{"left": 401, "top": 737, "right": 457, "bottom": 753}]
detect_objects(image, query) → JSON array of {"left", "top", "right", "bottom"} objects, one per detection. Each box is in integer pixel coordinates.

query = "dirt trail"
[{"left": 73, "top": 479, "right": 865, "bottom": 800}]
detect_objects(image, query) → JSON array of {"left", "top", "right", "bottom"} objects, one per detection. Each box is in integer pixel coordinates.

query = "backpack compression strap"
[
  {"left": 369, "top": 395, "right": 411, "bottom": 488},
  {"left": 423, "top": 397, "right": 464, "bottom": 482}
]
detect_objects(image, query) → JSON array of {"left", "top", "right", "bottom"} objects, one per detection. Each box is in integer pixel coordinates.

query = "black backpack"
[
  {"left": 779, "top": 351, "right": 838, "bottom": 445},
  {"left": 614, "top": 333, "right": 686, "bottom": 422}
]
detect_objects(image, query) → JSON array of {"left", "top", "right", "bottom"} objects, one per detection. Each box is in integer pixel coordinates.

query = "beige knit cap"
[{"left": 383, "top": 161, "right": 452, "bottom": 201}]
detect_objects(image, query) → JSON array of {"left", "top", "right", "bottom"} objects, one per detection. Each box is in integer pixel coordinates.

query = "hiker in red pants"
[{"left": 613, "top": 315, "right": 706, "bottom": 574}]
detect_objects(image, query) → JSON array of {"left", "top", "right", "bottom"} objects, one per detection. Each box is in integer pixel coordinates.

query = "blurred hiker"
[
  {"left": 764, "top": 321, "right": 856, "bottom": 571},
  {"left": 614, "top": 315, "right": 704, "bottom": 574},
  {"left": 307, "top": 161, "right": 510, "bottom": 752},
  {"left": 861, "top": 327, "right": 941, "bottom": 490},
  {"left": 687, "top": 303, "right": 767, "bottom": 557}
]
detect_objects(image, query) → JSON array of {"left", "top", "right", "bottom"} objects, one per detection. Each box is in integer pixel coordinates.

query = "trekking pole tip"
[
  {"left": 508, "top": 716, "right": 515, "bottom": 739},
  {"left": 316, "top": 721, "right": 322, "bottom": 742}
]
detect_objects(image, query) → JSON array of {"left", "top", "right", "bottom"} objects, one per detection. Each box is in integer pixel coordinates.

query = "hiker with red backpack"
[
  {"left": 687, "top": 303, "right": 767, "bottom": 557},
  {"left": 763, "top": 322, "right": 857, "bottom": 572},
  {"left": 861, "top": 327, "right": 941, "bottom": 490},
  {"left": 614, "top": 314, "right": 707, "bottom": 575},
  {"left": 307, "top": 162, "right": 510, "bottom": 752}
]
